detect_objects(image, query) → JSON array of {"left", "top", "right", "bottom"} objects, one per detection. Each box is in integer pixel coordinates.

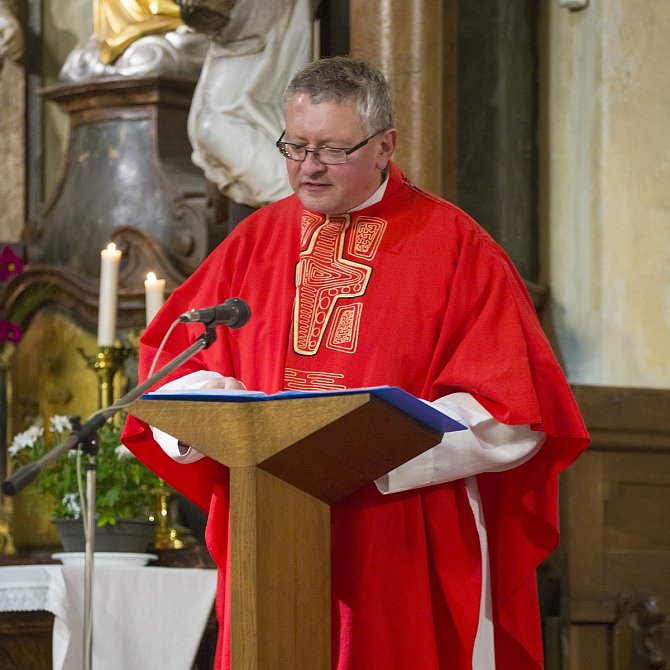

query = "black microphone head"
[{"left": 226, "top": 298, "right": 251, "bottom": 328}]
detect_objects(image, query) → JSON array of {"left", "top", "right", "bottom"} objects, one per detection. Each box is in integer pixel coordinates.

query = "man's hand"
[{"left": 200, "top": 376, "right": 246, "bottom": 390}]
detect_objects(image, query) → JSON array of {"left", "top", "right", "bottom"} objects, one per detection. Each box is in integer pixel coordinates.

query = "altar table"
[{"left": 0, "top": 562, "right": 217, "bottom": 670}]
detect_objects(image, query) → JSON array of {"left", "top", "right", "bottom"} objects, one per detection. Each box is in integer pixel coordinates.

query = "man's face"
[{"left": 283, "top": 94, "right": 396, "bottom": 215}]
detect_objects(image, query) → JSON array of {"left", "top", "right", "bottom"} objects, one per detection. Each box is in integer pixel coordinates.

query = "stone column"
[
  {"left": 457, "top": 1, "right": 540, "bottom": 283},
  {"left": 349, "top": 0, "right": 457, "bottom": 199},
  {"left": 0, "top": 39, "right": 25, "bottom": 240}
]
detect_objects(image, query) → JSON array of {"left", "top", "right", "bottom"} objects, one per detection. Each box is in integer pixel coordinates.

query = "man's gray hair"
[{"left": 283, "top": 56, "right": 395, "bottom": 134}]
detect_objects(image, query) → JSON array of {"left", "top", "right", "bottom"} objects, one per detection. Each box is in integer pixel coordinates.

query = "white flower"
[
  {"left": 8, "top": 426, "right": 44, "bottom": 455},
  {"left": 49, "top": 415, "right": 72, "bottom": 433},
  {"left": 115, "top": 444, "right": 133, "bottom": 459},
  {"left": 61, "top": 493, "right": 81, "bottom": 517}
]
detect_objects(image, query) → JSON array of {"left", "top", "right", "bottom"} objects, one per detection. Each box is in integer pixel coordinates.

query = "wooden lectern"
[{"left": 129, "top": 389, "right": 459, "bottom": 669}]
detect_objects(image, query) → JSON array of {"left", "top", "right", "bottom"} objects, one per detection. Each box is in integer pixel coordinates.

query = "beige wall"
[
  {"left": 2, "top": 1, "right": 669, "bottom": 391},
  {"left": 544, "top": 0, "right": 670, "bottom": 388}
]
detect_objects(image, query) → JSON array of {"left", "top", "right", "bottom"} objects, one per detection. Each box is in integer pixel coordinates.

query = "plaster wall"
[{"left": 546, "top": 0, "right": 670, "bottom": 388}]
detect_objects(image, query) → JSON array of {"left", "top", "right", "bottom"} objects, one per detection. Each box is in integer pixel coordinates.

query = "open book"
[{"left": 143, "top": 385, "right": 466, "bottom": 436}]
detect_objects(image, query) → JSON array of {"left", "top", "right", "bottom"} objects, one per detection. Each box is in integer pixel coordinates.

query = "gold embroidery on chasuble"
[
  {"left": 284, "top": 368, "right": 346, "bottom": 391},
  {"left": 292, "top": 213, "right": 387, "bottom": 356}
]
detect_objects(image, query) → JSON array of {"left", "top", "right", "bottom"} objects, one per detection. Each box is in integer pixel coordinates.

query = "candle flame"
[
  {"left": 106, "top": 242, "right": 117, "bottom": 252},
  {"left": 146, "top": 271, "right": 157, "bottom": 282}
]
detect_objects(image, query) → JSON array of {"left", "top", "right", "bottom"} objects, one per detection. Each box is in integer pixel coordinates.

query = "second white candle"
[{"left": 145, "top": 271, "right": 166, "bottom": 326}]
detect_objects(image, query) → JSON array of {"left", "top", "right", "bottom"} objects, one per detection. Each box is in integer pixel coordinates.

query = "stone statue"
[
  {"left": 176, "top": 0, "right": 318, "bottom": 208},
  {"left": 0, "top": 0, "right": 23, "bottom": 71},
  {"left": 60, "top": 0, "right": 208, "bottom": 81}
]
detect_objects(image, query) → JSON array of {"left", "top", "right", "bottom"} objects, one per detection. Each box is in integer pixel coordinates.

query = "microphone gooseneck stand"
[{"left": 1, "top": 324, "right": 221, "bottom": 670}]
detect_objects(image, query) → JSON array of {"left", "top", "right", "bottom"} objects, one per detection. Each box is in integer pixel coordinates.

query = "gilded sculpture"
[
  {"left": 94, "top": 0, "right": 183, "bottom": 63},
  {"left": 61, "top": 0, "right": 208, "bottom": 81}
]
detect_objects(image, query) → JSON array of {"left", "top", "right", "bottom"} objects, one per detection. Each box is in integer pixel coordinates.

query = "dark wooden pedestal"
[{"left": 0, "top": 610, "right": 54, "bottom": 670}]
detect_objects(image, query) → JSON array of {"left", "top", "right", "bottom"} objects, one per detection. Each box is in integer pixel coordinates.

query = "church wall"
[
  {"left": 544, "top": 0, "right": 670, "bottom": 389},
  {"left": 3, "top": 0, "right": 669, "bottom": 391}
]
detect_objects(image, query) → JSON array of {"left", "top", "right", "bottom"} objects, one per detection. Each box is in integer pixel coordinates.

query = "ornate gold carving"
[
  {"left": 0, "top": 499, "right": 15, "bottom": 555},
  {"left": 94, "top": 0, "right": 183, "bottom": 64}
]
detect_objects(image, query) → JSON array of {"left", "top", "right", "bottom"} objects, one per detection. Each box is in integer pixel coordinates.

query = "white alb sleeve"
[
  {"left": 375, "top": 392, "right": 546, "bottom": 495},
  {"left": 150, "top": 370, "right": 225, "bottom": 464}
]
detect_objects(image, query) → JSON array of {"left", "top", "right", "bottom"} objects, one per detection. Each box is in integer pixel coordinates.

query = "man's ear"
[{"left": 376, "top": 128, "right": 398, "bottom": 170}]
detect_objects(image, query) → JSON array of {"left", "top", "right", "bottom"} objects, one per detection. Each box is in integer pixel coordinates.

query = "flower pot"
[{"left": 53, "top": 518, "right": 156, "bottom": 553}]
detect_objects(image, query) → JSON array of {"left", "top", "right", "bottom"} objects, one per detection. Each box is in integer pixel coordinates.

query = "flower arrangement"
[{"left": 8, "top": 414, "right": 161, "bottom": 526}]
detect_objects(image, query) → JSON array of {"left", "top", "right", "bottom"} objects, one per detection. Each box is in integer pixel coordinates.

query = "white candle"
[
  {"left": 144, "top": 271, "right": 166, "bottom": 326},
  {"left": 97, "top": 243, "right": 122, "bottom": 347}
]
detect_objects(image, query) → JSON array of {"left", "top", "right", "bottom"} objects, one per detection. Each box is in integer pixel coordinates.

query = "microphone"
[{"left": 178, "top": 297, "right": 251, "bottom": 329}]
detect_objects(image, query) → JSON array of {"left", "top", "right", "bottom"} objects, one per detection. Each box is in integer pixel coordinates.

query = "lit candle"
[
  {"left": 97, "top": 243, "right": 122, "bottom": 347},
  {"left": 144, "top": 271, "right": 166, "bottom": 326}
]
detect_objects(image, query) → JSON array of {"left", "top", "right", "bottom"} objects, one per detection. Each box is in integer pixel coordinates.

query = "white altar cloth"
[{"left": 0, "top": 563, "right": 217, "bottom": 670}]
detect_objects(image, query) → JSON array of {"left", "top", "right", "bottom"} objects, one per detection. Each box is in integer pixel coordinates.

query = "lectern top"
[{"left": 128, "top": 386, "right": 465, "bottom": 503}]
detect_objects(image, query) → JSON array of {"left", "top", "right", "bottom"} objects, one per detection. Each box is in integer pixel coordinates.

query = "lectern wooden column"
[{"left": 130, "top": 389, "right": 458, "bottom": 669}]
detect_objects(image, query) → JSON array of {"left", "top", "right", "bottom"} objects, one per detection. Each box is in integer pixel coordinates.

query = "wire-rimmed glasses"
[{"left": 275, "top": 129, "right": 386, "bottom": 165}]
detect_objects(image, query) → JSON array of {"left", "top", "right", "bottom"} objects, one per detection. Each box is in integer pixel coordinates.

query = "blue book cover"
[{"left": 142, "top": 386, "right": 466, "bottom": 435}]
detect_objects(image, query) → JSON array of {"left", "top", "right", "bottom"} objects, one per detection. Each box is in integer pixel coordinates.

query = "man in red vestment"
[{"left": 122, "top": 56, "right": 589, "bottom": 669}]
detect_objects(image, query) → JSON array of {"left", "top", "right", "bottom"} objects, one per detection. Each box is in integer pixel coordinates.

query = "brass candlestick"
[
  {"left": 78, "top": 346, "right": 130, "bottom": 410},
  {"left": 153, "top": 480, "right": 185, "bottom": 550}
]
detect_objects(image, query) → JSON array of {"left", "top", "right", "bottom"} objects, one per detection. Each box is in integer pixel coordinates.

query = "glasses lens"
[
  {"left": 277, "top": 142, "right": 348, "bottom": 164},
  {"left": 278, "top": 142, "right": 303, "bottom": 161},
  {"left": 317, "top": 148, "right": 347, "bottom": 165}
]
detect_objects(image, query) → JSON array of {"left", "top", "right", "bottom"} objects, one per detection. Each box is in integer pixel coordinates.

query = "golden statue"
[
  {"left": 94, "top": 0, "right": 183, "bottom": 64},
  {"left": 60, "top": 0, "right": 208, "bottom": 81}
]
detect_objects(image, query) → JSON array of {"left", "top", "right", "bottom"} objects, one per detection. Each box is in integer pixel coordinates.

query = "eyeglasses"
[{"left": 276, "top": 129, "right": 386, "bottom": 165}]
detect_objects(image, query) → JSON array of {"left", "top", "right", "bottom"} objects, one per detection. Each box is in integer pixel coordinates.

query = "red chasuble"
[{"left": 123, "top": 162, "right": 588, "bottom": 669}]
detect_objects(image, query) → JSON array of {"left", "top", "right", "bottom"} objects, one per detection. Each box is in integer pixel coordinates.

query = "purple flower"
[
  {"left": 0, "top": 320, "right": 22, "bottom": 343},
  {"left": 0, "top": 245, "right": 23, "bottom": 281}
]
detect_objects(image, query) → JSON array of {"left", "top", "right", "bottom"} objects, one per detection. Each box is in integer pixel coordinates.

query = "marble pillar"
[
  {"left": 0, "top": 58, "right": 25, "bottom": 242},
  {"left": 350, "top": 0, "right": 457, "bottom": 199},
  {"left": 457, "top": 1, "right": 539, "bottom": 282}
]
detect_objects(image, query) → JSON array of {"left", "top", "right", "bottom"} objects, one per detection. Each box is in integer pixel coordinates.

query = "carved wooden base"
[
  {"left": 563, "top": 385, "right": 670, "bottom": 669},
  {"left": 0, "top": 611, "right": 53, "bottom": 670}
]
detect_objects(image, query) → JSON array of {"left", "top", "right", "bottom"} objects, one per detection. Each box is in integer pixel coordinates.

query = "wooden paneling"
[
  {"left": 0, "top": 611, "right": 53, "bottom": 670},
  {"left": 562, "top": 385, "right": 670, "bottom": 669}
]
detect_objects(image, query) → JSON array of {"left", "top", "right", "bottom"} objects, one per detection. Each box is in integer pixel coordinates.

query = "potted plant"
[{"left": 8, "top": 414, "right": 161, "bottom": 553}]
